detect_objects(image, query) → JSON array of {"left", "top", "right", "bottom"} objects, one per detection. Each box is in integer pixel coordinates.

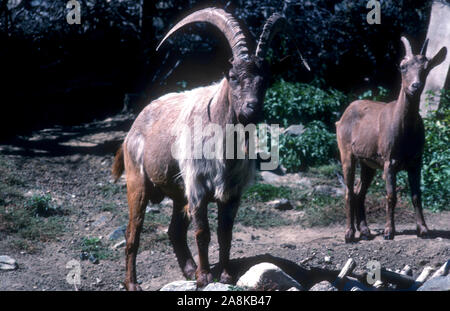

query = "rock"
[
  {"left": 236, "top": 262, "right": 303, "bottom": 291},
  {"left": 260, "top": 171, "right": 283, "bottom": 184},
  {"left": 160, "top": 280, "right": 197, "bottom": 291},
  {"left": 417, "top": 275, "right": 450, "bottom": 291},
  {"left": 109, "top": 225, "right": 127, "bottom": 240},
  {"left": 91, "top": 212, "right": 112, "bottom": 228},
  {"left": 431, "top": 260, "right": 450, "bottom": 279},
  {"left": 287, "top": 287, "right": 300, "bottom": 291},
  {"left": 314, "top": 185, "right": 344, "bottom": 197},
  {"left": 283, "top": 124, "right": 305, "bottom": 136},
  {"left": 146, "top": 206, "right": 160, "bottom": 214},
  {"left": 309, "top": 281, "right": 338, "bottom": 291},
  {"left": 324, "top": 256, "right": 331, "bottom": 263},
  {"left": 202, "top": 283, "right": 233, "bottom": 291},
  {"left": 112, "top": 239, "right": 126, "bottom": 249},
  {"left": 89, "top": 254, "right": 99, "bottom": 264},
  {"left": 341, "top": 277, "right": 371, "bottom": 291},
  {"left": 269, "top": 199, "right": 293, "bottom": 211},
  {"left": 350, "top": 286, "right": 364, "bottom": 291},
  {"left": 80, "top": 251, "right": 89, "bottom": 261},
  {"left": 281, "top": 243, "right": 296, "bottom": 250},
  {"left": 0, "top": 255, "right": 18, "bottom": 271}
]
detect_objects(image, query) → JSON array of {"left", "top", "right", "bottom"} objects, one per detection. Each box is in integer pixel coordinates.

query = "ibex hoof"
[
  {"left": 125, "top": 282, "right": 143, "bottom": 291},
  {"left": 196, "top": 270, "right": 213, "bottom": 288},
  {"left": 383, "top": 228, "right": 395, "bottom": 240},
  {"left": 219, "top": 270, "right": 233, "bottom": 284},
  {"left": 344, "top": 229, "right": 356, "bottom": 243},
  {"left": 417, "top": 225, "right": 429, "bottom": 238},
  {"left": 183, "top": 260, "right": 197, "bottom": 280}
]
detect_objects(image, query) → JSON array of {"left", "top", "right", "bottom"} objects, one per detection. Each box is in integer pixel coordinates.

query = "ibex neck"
[
  {"left": 210, "top": 78, "right": 237, "bottom": 125},
  {"left": 393, "top": 88, "right": 420, "bottom": 129}
]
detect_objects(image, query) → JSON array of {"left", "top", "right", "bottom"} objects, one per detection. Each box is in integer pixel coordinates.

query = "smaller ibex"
[{"left": 336, "top": 37, "right": 447, "bottom": 242}]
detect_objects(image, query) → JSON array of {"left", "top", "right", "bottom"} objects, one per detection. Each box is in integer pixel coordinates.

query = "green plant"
[
  {"left": 242, "top": 183, "right": 291, "bottom": 202},
  {"left": 26, "top": 194, "right": 54, "bottom": 217},
  {"left": 80, "top": 237, "right": 113, "bottom": 260},
  {"left": 264, "top": 79, "right": 346, "bottom": 128},
  {"left": 0, "top": 205, "right": 65, "bottom": 241},
  {"left": 420, "top": 90, "right": 450, "bottom": 211},
  {"left": 357, "top": 86, "right": 389, "bottom": 102},
  {"left": 279, "top": 121, "right": 337, "bottom": 172}
]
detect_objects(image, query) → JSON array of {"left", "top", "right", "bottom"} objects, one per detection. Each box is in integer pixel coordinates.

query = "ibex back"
[{"left": 336, "top": 37, "right": 447, "bottom": 243}]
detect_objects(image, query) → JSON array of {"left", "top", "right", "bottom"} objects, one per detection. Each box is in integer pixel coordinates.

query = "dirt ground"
[{"left": 0, "top": 113, "right": 449, "bottom": 291}]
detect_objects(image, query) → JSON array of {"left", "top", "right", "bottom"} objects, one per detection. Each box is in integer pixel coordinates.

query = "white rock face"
[
  {"left": 160, "top": 280, "right": 197, "bottom": 291},
  {"left": 202, "top": 283, "right": 234, "bottom": 291},
  {"left": 0, "top": 255, "right": 18, "bottom": 271},
  {"left": 236, "top": 262, "right": 303, "bottom": 291}
]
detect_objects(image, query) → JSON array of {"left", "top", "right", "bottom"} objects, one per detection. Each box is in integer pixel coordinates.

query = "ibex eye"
[{"left": 400, "top": 64, "right": 407, "bottom": 71}]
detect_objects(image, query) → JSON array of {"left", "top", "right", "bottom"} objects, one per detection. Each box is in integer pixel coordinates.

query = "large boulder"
[
  {"left": 236, "top": 262, "right": 304, "bottom": 291},
  {"left": 309, "top": 281, "right": 338, "bottom": 291},
  {"left": 417, "top": 275, "right": 450, "bottom": 291}
]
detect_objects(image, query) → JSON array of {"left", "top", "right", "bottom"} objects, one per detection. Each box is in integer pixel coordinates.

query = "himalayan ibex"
[
  {"left": 112, "top": 8, "right": 306, "bottom": 290},
  {"left": 336, "top": 37, "right": 447, "bottom": 243}
]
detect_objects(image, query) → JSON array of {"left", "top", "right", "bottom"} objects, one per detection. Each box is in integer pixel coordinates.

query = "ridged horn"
[
  {"left": 156, "top": 7, "right": 249, "bottom": 61},
  {"left": 401, "top": 36, "right": 413, "bottom": 58},
  {"left": 256, "top": 13, "right": 310, "bottom": 71},
  {"left": 420, "top": 38, "right": 429, "bottom": 56}
]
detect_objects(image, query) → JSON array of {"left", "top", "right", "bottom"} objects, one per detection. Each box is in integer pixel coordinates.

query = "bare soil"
[{"left": 0, "top": 113, "right": 449, "bottom": 291}]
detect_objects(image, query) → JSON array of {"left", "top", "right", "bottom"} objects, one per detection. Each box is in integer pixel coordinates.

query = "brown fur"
[
  {"left": 112, "top": 144, "right": 124, "bottom": 182},
  {"left": 336, "top": 37, "right": 447, "bottom": 242}
]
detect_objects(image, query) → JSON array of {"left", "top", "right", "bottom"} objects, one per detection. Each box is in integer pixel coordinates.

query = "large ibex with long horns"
[
  {"left": 336, "top": 37, "right": 446, "bottom": 243},
  {"left": 112, "top": 8, "right": 307, "bottom": 290}
]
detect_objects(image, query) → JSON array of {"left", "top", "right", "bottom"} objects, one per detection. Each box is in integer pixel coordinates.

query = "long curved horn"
[
  {"left": 401, "top": 36, "right": 413, "bottom": 58},
  {"left": 255, "top": 13, "right": 286, "bottom": 59},
  {"left": 256, "top": 13, "right": 310, "bottom": 71},
  {"left": 156, "top": 7, "right": 249, "bottom": 61},
  {"left": 420, "top": 38, "right": 429, "bottom": 56}
]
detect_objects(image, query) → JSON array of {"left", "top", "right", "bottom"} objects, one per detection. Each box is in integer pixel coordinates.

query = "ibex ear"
[
  {"left": 429, "top": 47, "right": 447, "bottom": 70},
  {"left": 223, "top": 58, "right": 234, "bottom": 79}
]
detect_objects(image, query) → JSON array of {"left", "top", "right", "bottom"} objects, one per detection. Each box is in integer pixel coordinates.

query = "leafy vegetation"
[
  {"left": 80, "top": 237, "right": 114, "bottom": 260},
  {"left": 420, "top": 90, "right": 450, "bottom": 211},
  {"left": 242, "top": 183, "right": 291, "bottom": 203},
  {"left": 279, "top": 121, "right": 337, "bottom": 172},
  {"left": 264, "top": 80, "right": 346, "bottom": 128},
  {"left": 0, "top": 205, "right": 65, "bottom": 242}
]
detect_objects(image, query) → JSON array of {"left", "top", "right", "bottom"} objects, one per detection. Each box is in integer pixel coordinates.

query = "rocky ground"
[{"left": 0, "top": 113, "right": 449, "bottom": 291}]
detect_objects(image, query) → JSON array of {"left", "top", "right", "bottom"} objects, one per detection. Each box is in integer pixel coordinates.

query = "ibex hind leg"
[
  {"left": 168, "top": 199, "right": 197, "bottom": 280},
  {"left": 355, "top": 163, "right": 376, "bottom": 240},
  {"left": 339, "top": 149, "right": 357, "bottom": 243},
  {"left": 123, "top": 162, "right": 151, "bottom": 291}
]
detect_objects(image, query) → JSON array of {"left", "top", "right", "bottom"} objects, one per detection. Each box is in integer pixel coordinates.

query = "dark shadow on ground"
[
  {"left": 396, "top": 229, "right": 450, "bottom": 240},
  {"left": 0, "top": 114, "right": 134, "bottom": 157}
]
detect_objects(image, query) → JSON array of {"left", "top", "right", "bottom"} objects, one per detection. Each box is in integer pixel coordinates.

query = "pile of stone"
[{"left": 159, "top": 259, "right": 450, "bottom": 291}]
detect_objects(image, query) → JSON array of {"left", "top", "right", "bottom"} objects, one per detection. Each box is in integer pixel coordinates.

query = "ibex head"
[
  {"left": 157, "top": 8, "right": 306, "bottom": 124},
  {"left": 400, "top": 36, "right": 447, "bottom": 97}
]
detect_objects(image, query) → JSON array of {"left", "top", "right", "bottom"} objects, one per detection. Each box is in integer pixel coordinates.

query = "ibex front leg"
[
  {"left": 384, "top": 162, "right": 397, "bottom": 240},
  {"left": 191, "top": 199, "right": 213, "bottom": 287},
  {"left": 407, "top": 165, "right": 429, "bottom": 237},
  {"left": 217, "top": 198, "right": 239, "bottom": 284}
]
